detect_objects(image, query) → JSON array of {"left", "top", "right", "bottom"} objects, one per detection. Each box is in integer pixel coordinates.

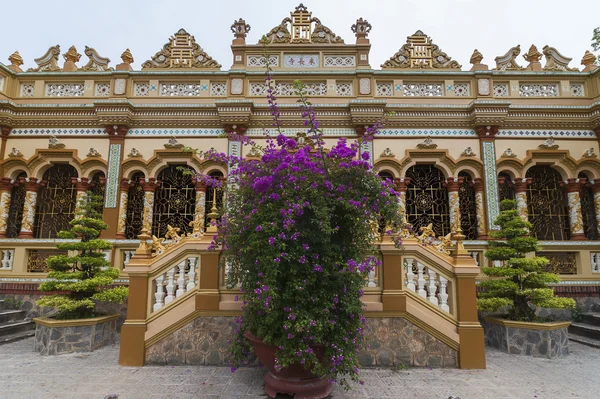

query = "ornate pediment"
[
  {"left": 27, "top": 45, "right": 61, "bottom": 72},
  {"left": 382, "top": 30, "right": 461, "bottom": 69},
  {"left": 261, "top": 4, "right": 344, "bottom": 44},
  {"left": 80, "top": 46, "right": 113, "bottom": 71},
  {"left": 142, "top": 29, "right": 221, "bottom": 69}
]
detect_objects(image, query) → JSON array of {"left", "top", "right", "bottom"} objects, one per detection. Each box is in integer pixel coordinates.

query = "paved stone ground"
[{"left": 0, "top": 338, "right": 599, "bottom": 399}]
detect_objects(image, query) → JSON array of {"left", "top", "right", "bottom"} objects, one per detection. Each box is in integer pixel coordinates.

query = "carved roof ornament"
[
  {"left": 261, "top": 4, "right": 343, "bottom": 44},
  {"left": 380, "top": 148, "right": 395, "bottom": 158},
  {"left": 470, "top": 49, "right": 483, "bottom": 65},
  {"left": 48, "top": 135, "right": 65, "bottom": 149},
  {"left": 542, "top": 45, "right": 577, "bottom": 72},
  {"left": 7, "top": 51, "right": 24, "bottom": 72},
  {"left": 231, "top": 18, "right": 251, "bottom": 39},
  {"left": 493, "top": 45, "right": 524, "bottom": 71},
  {"left": 501, "top": 148, "right": 517, "bottom": 158},
  {"left": 351, "top": 18, "right": 372, "bottom": 39},
  {"left": 142, "top": 28, "right": 221, "bottom": 69},
  {"left": 582, "top": 148, "right": 597, "bottom": 158},
  {"left": 164, "top": 136, "right": 183, "bottom": 149},
  {"left": 382, "top": 30, "right": 461, "bottom": 69},
  {"left": 7, "top": 148, "right": 23, "bottom": 158},
  {"left": 523, "top": 44, "right": 543, "bottom": 71},
  {"left": 539, "top": 136, "right": 559, "bottom": 150},
  {"left": 116, "top": 49, "right": 134, "bottom": 71},
  {"left": 461, "top": 147, "right": 476, "bottom": 157},
  {"left": 27, "top": 45, "right": 61, "bottom": 72},
  {"left": 128, "top": 148, "right": 142, "bottom": 158},
  {"left": 581, "top": 50, "right": 598, "bottom": 72},
  {"left": 87, "top": 148, "right": 101, "bottom": 157},
  {"left": 80, "top": 46, "right": 112, "bottom": 71},
  {"left": 416, "top": 136, "right": 437, "bottom": 149}
]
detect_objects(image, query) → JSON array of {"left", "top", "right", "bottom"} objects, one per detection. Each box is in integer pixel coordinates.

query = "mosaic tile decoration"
[
  {"left": 378, "top": 129, "right": 477, "bottom": 137},
  {"left": 127, "top": 129, "right": 224, "bottom": 136},
  {"left": 497, "top": 130, "right": 596, "bottom": 138},
  {"left": 11, "top": 128, "right": 107, "bottom": 136},
  {"left": 482, "top": 141, "right": 499, "bottom": 230},
  {"left": 104, "top": 143, "right": 122, "bottom": 209},
  {"left": 245, "top": 128, "right": 356, "bottom": 137}
]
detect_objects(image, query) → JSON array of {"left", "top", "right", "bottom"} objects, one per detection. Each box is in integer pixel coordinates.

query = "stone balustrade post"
[
  {"left": 116, "top": 179, "right": 131, "bottom": 239},
  {"left": 445, "top": 177, "right": 463, "bottom": 235},
  {"left": 564, "top": 178, "right": 586, "bottom": 240},
  {"left": 18, "top": 178, "right": 44, "bottom": 238},
  {"left": 141, "top": 178, "right": 160, "bottom": 232},
  {"left": 472, "top": 178, "right": 486, "bottom": 239},
  {"left": 394, "top": 177, "right": 410, "bottom": 220},
  {"left": 513, "top": 178, "right": 532, "bottom": 222},
  {"left": 71, "top": 177, "right": 91, "bottom": 217},
  {"left": 592, "top": 180, "right": 600, "bottom": 237},
  {"left": 0, "top": 178, "right": 14, "bottom": 238}
]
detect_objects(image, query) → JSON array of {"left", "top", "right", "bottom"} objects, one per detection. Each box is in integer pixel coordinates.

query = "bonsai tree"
[
  {"left": 477, "top": 199, "right": 575, "bottom": 321},
  {"left": 37, "top": 192, "right": 128, "bottom": 319}
]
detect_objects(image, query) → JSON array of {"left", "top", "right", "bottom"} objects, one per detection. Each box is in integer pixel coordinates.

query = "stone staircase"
[
  {"left": 569, "top": 312, "right": 600, "bottom": 349},
  {"left": 0, "top": 300, "right": 35, "bottom": 345}
]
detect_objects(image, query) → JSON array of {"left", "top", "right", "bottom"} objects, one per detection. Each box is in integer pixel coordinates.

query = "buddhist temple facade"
[{"left": 0, "top": 4, "right": 598, "bottom": 368}]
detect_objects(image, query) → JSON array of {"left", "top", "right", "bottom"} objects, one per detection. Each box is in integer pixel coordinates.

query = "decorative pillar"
[
  {"left": 476, "top": 126, "right": 500, "bottom": 231},
  {"left": 592, "top": 180, "right": 600, "bottom": 237},
  {"left": 446, "top": 177, "right": 463, "bottom": 234},
  {"left": 564, "top": 178, "right": 586, "bottom": 240},
  {"left": 100, "top": 125, "right": 128, "bottom": 239},
  {"left": 116, "top": 179, "right": 130, "bottom": 239},
  {"left": 18, "top": 178, "right": 44, "bottom": 238},
  {"left": 141, "top": 178, "right": 160, "bottom": 232},
  {"left": 472, "top": 178, "right": 486, "bottom": 239},
  {"left": 394, "top": 178, "right": 410, "bottom": 220},
  {"left": 513, "top": 178, "right": 532, "bottom": 222},
  {"left": 0, "top": 178, "right": 14, "bottom": 238},
  {"left": 71, "top": 177, "right": 90, "bottom": 216},
  {"left": 193, "top": 178, "right": 207, "bottom": 231},
  {"left": 0, "top": 127, "right": 12, "bottom": 178}
]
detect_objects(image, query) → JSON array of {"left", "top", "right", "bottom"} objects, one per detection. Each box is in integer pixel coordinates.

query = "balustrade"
[
  {"left": 1, "top": 249, "right": 14, "bottom": 270},
  {"left": 151, "top": 256, "right": 199, "bottom": 313},
  {"left": 590, "top": 253, "right": 600, "bottom": 273},
  {"left": 403, "top": 257, "right": 453, "bottom": 314}
]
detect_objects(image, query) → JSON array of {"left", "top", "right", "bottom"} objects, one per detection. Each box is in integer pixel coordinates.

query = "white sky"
[{"left": 1, "top": 0, "right": 598, "bottom": 71}]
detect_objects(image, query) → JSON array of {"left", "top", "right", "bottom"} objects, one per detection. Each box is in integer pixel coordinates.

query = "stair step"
[
  {"left": 0, "top": 330, "right": 35, "bottom": 345},
  {"left": 569, "top": 322, "right": 600, "bottom": 341},
  {"left": 580, "top": 312, "right": 600, "bottom": 327},
  {"left": 0, "top": 310, "right": 26, "bottom": 324},
  {"left": 0, "top": 320, "right": 35, "bottom": 337},
  {"left": 569, "top": 334, "right": 600, "bottom": 349}
]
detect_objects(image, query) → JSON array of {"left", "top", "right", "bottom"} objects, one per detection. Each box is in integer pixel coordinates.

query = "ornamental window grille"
[
  {"left": 33, "top": 164, "right": 78, "bottom": 238},
  {"left": 6, "top": 172, "right": 26, "bottom": 238},
  {"left": 525, "top": 166, "right": 570, "bottom": 241},
  {"left": 90, "top": 172, "right": 106, "bottom": 215},
  {"left": 498, "top": 172, "right": 515, "bottom": 201},
  {"left": 125, "top": 173, "right": 145, "bottom": 240},
  {"left": 578, "top": 172, "right": 598, "bottom": 240},
  {"left": 27, "top": 249, "right": 68, "bottom": 273},
  {"left": 153, "top": 165, "right": 196, "bottom": 238},
  {"left": 536, "top": 252, "right": 577, "bottom": 274},
  {"left": 205, "top": 171, "right": 224, "bottom": 228},
  {"left": 458, "top": 172, "right": 478, "bottom": 240},
  {"left": 405, "top": 165, "right": 450, "bottom": 237}
]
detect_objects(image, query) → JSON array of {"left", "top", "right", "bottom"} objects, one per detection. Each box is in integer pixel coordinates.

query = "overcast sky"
[{"left": 2, "top": 0, "right": 598, "bottom": 71}]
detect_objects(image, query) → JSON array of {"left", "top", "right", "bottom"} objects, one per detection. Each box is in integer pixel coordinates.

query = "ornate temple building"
[{"left": 0, "top": 4, "right": 598, "bottom": 367}]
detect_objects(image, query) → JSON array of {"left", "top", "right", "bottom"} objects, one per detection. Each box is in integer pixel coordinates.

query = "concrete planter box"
[
  {"left": 482, "top": 316, "right": 570, "bottom": 359},
  {"left": 33, "top": 314, "right": 119, "bottom": 355}
]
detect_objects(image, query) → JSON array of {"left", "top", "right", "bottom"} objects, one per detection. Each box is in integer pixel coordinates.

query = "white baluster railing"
[
  {"left": 151, "top": 256, "right": 200, "bottom": 313},
  {"left": 468, "top": 252, "right": 480, "bottom": 267},
  {"left": 591, "top": 253, "right": 600, "bottom": 273},
  {"left": 403, "top": 257, "right": 453, "bottom": 314},
  {"left": 123, "top": 250, "right": 135, "bottom": 269},
  {"left": 1, "top": 249, "right": 14, "bottom": 270}
]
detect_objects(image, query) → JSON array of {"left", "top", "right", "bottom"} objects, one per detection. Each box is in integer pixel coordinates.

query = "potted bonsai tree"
[
  {"left": 34, "top": 192, "right": 128, "bottom": 355},
  {"left": 478, "top": 199, "right": 575, "bottom": 358},
  {"left": 195, "top": 73, "right": 403, "bottom": 396}
]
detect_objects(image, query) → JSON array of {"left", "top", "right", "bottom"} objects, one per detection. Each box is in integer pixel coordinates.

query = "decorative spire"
[
  {"left": 581, "top": 50, "right": 598, "bottom": 72},
  {"left": 351, "top": 17, "right": 372, "bottom": 43},
  {"left": 523, "top": 44, "right": 542, "bottom": 71},
  {"left": 116, "top": 49, "right": 134, "bottom": 71},
  {"left": 231, "top": 18, "right": 251, "bottom": 42},
  {"left": 7, "top": 51, "right": 24, "bottom": 72},
  {"left": 62, "top": 45, "right": 81, "bottom": 71},
  {"left": 470, "top": 49, "right": 483, "bottom": 65}
]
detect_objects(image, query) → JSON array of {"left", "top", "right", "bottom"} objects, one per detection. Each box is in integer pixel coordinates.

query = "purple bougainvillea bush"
[{"left": 189, "top": 70, "right": 403, "bottom": 388}]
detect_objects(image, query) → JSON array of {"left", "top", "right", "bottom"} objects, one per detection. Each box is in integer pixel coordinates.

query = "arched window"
[
  {"left": 498, "top": 172, "right": 515, "bottom": 201},
  {"left": 34, "top": 164, "right": 78, "bottom": 238},
  {"left": 125, "top": 172, "right": 145, "bottom": 239},
  {"left": 525, "top": 166, "right": 570, "bottom": 240},
  {"left": 458, "top": 172, "right": 478, "bottom": 240},
  {"left": 6, "top": 172, "right": 27, "bottom": 238},
  {"left": 153, "top": 164, "right": 196, "bottom": 237},
  {"left": 578, "top": 172, "right": 598, "bottom": 240},
  {"left": 90, "top": 171, "right": 106, "bottom": 215},
  {"left": 205, "top": 171, "right": 224, "bottom": 228},
  {"left": 405, "top": 165, "right": 450, "bottom": 237}
]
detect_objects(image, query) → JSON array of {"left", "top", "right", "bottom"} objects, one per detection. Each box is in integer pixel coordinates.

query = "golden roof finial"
[
  {"left": 8, "top": 51, "right": 23, "bottom": 67},
  {"left": 63, "top": 45, "right": 82, "bottom": 63},
  {"left": 470, "top": 49, "right": 484, "bottom": 65},
  {"left": 523, "top": 44, "right": 542, "bottom": 63},
  {"left": 121, "top": 48, "right": 134, "bottom": 64}
]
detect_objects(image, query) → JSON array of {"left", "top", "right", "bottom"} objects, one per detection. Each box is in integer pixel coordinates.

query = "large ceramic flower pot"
[{"left": 244, "top": 331, "right": 332, "bottom": 399}]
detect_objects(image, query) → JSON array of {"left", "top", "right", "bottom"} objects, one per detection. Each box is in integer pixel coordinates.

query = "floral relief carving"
[{"left": 567, "top": 191, "right": 584, "bottom": 234}]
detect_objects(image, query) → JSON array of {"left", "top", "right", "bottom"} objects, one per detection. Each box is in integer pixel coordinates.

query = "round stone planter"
[
  {"left": 482, "top": 316, "right": 570, "bottom": 359},
  {"left": 33, "top": 314, "right": 119, "bottom": 355}
]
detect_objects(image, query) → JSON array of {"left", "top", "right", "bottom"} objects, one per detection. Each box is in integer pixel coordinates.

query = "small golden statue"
[
  {"left": 417, "top": 223, "right": 436, "bottom": 244},
  {"left": 164, "top": 225, "right": 182, "bottom": 243},
  {"left": 435, "top": 233, "right": 453, "bottom": 255},
  {"left": 150, "top": 235, "right": 167, "bottom": 255},
  {"left": 187, "top": 214, "right": 205, "bottom": 238}
]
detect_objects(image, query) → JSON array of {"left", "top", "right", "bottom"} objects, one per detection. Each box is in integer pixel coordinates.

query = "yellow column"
[
  {"left": 446, "top": 177, "right": 463, "bottom": 234},
  {"left": 18, "top": 179, "right": 44, "bottom": 238},
  {"left": 116, "top": 179, "right": 130, "bottom": 239},
  {"left": 514, "top": 178, "right": 531, "bottom": 222},
  {"left": 0, "top": 178, "right": 13, "bottom": 238}
]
